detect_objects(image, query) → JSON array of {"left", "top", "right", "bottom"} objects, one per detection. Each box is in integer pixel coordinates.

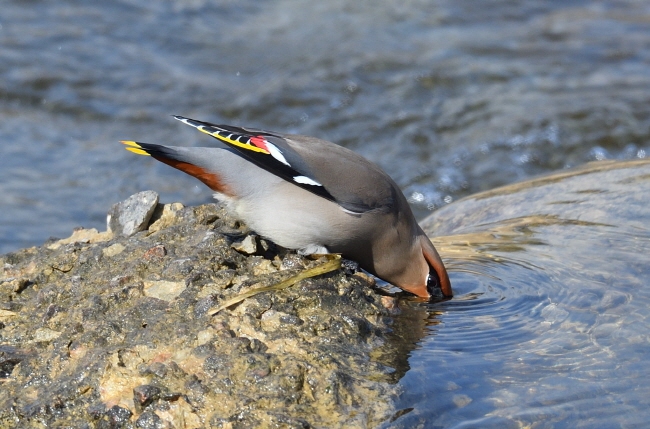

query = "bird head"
[{"left": 382, "top": 233, "right": 452, "bottom": 300}]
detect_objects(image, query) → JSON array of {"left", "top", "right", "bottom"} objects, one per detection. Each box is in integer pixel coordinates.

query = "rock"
[
  {"left": 32, "top": 327, "right": 62, "bottom": 343},
  {"left": 47, "top": 227, "right": 113, "bottom": 250},
  {"left": 143, "top": 280, "right": 186, "bottom": 302},
  {"left": 135, "top": 411, "right": 164, "bottom": 429},
  {"left": 133, "top": 385, "right": 161, "bottom": 410},
  {"left": 104, "top": 405, "right": 133, "bottom": 427},
  {"left": 452, "top": 394, "right": 472, "bottom": 408},
  {"left": 0, "top": 277, "right": 32, "bottom": 300},
  {"left": 102, "top": 243, "right": 126, "bottom": 257},
  {"left": 231, "top": 234, "right": 258, "bottom": 255},
  {"left": 0, "top": 346, "right": 31, "bottom": 378},
  {"left": 0, "top": 196, "right": 407, "bottom": 428},
  {"left": 143, "top": 244, "right": 166, "bottom": 260},
  {"left": 380, "top": 296, "right": 400, "bottom": 313},
  {"left": 0, "top": 309, "right": 18, "bottom": 322},
  {"left": 107, "top": 190, "right": 159, "bottom": 237},
  {"left": 148, "top": 202, "right": 185, "bottom": 233}
]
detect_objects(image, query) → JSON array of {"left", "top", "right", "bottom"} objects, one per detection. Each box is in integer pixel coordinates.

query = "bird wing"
[{"left": 173, "top": 115, "right": 337, "bottom": 203}]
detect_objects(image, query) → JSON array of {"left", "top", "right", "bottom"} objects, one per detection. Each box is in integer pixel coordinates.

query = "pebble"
[
  {"left": 231, "top": 234, "right": 258, "bottom": 255},
  {"left": 143, "top": 280, "right": 186, "bottom": 302},
  {"left": 107, "top": 190, "right": 159, "bottom": 237},
  {"left": 102, "top": 243, "right": 126, "bottom": 257}
]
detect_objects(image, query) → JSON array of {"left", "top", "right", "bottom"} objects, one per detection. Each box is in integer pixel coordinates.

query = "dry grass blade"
[{"left": 208, "top": 256, "right": 342, "bottom": 316}]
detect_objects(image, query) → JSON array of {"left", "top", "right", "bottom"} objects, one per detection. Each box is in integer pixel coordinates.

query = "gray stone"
[
  {"left": 231, "top": 234, "right": 258, "bottom": 255},
  {"left": 107, "top": 191, "right": 159, "bottom": 237}
]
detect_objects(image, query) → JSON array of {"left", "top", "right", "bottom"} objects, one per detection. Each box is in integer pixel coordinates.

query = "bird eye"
[
  {"left": 426, "top": 270, "right": 442, "bottom": 297},
  {"left": 427, "top": 272, "right": 439, "bottom": 288}
]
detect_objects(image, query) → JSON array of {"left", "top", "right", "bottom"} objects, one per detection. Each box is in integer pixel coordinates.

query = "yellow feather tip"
[
  {"left": 121, "top": 141, "right": 150, "bottom": 156},
  {"left": 121, "top": 140, "right": 142, "bottom": 148},
  {"left": 124, "top": 148, "right": 150, "bottom": 157},
  {"left": 125, "top": 147, "right": 151, "bottom": 156}
]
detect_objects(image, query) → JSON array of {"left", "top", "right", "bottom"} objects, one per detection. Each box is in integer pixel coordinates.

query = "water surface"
[
  {"left": 1, "top": 0, "right": 650, "bottom": 253},
  {"left": 1, "top": 2, "right": 650, "bottom": 426},
  {"left": 386, "top": 160, "right": 650, "bottom": 428}
]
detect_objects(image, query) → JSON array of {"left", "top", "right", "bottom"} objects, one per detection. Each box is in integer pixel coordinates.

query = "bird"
[{"left": 122, "top": 116, "right": 451, "bottom": 300}]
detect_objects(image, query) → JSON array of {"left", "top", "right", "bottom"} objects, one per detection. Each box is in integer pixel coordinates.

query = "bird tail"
[
  {"left": 121, "top": 140, "right": 233, "bottom": 195},
  {"left": 121, "top": 141, "right": 179, "bottom": 159}
]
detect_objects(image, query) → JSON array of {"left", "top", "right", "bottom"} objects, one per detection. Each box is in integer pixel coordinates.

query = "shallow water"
[
  {"left": 1, "top": 0, "right": 650, "bottom": 253},
  {"left": 2, "top": 1, "right": 650, "bottom": 427},
  {"left": 386, "top": 161, "right": 650, "bottom": 428}
]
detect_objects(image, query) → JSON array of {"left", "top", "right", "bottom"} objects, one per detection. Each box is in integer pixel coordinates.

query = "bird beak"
[{"left": 420, "top": 235, "right": 453, "bottom": 298}]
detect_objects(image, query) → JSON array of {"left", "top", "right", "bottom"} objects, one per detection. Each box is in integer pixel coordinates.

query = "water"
[
  {"left": 386, "top": 161, "right": 650, "bottom": 428},
  {"left": 1, "top": 0, "right": 649, "bottom": 253},
  {"left": 2, "top": 1, "right": 650, "bottom": 426}
]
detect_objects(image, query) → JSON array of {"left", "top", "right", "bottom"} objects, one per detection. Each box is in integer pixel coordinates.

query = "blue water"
[
  {"left": 386, "top": 161, "right": 650, "bottom": 428},
  {"left": 2, "top": 1, "right": 650, "bottom": 427},
  {"left": 1, "top": 0, "right": 649, "bottom": 254}
]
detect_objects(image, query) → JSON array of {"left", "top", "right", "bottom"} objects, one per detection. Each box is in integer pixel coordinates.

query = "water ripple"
[{"left": 387, "top": 166, "right": 650, "bottom": 427}]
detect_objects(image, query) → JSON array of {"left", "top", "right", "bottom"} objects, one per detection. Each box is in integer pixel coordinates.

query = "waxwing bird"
[{"left": 122, "top": 116, "right": 451, "bottom": 300}]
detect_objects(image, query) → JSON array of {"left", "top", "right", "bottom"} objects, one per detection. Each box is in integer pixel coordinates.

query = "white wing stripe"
[
  {"left": 293, "top": 175, "right": 322, "bottom": 186},
  {"left": 267, "top": 142, "right": 291, "bottom": 166}
]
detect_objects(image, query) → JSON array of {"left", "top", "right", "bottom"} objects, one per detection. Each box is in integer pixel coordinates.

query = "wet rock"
[
  {"left": 0, "top": 197, "right": 405, "bottom": 428},
  {"left": 133, "top": 385, "right": 162, "bottom": 410},
  {"left": 102, "top": 405, "right": 133, "bottom": 428},
  {"left": 340, "top": 258, "right": 359, "bottom": 275},
  {"left": 380, "top": 296, "right": 400, "bottom": 313},
  {"left": 107, "top": 190, "right": 159, "bottom": 237},
  {"left": 0, "top": 346, "right": 31, "bottom": 378},
  {"left": 135, "top": 411, "right": 164, "bottom": 429}
]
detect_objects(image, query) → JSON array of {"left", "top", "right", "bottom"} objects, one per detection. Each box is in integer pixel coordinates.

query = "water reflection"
[{"left": 383, "top": 160, "right": 650, "bottom": 428}]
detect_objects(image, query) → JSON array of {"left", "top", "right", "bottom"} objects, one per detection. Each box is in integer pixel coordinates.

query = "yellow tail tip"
[
  {"left": 125, "top": 147, "right": 151, "bottom": 156},
  {"left": 121, "top": 140, "right": 142, "bottom": 148},
  {"left": 121, "top": 141, "right": 151, "bottom": 156}
]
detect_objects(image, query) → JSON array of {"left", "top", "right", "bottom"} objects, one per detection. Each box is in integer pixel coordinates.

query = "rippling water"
[
  {"left": 2, "top": 1, "right": 650, "bottom": 427},
  {"left": 385, "top": 161, "right": 650, "bottom": 428},
  {"left": 1, "top": 0, "right": 650, "bottom": 253}
]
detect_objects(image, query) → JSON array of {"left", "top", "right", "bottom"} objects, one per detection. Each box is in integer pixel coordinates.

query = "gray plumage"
[{"left": 123, "top": 117, "right": 452, "bottom": 299}]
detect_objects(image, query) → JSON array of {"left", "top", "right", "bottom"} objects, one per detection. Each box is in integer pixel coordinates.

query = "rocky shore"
[{"left": 0, "top": 192, "right": 407, "bottom": 428}]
